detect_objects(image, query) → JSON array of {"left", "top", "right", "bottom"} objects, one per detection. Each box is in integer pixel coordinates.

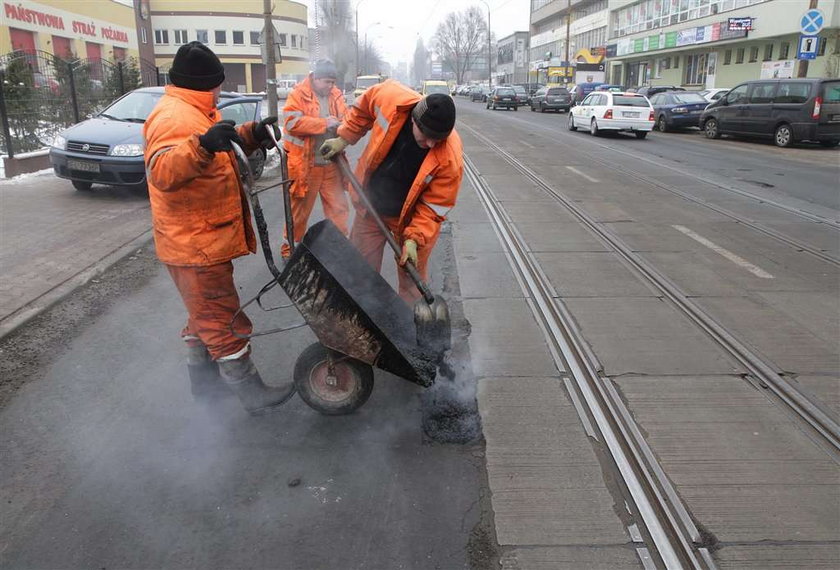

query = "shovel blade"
[{"left": 414, "top": 294, "right": 451, "bottom": 359}]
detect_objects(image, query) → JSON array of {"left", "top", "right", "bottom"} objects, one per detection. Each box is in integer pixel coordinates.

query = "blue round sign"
[{"left": 800, "top": 9, "right": 825, "bottom": 35}]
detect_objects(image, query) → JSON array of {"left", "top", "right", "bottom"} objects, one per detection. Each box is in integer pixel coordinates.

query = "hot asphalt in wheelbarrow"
[{"left": 278, "top": 219, "right": 437, "bottom": 388}]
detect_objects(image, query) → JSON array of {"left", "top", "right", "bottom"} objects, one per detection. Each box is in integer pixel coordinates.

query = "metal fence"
[{"left": 0, "top": 50, "right": 162, "bottom": 158}]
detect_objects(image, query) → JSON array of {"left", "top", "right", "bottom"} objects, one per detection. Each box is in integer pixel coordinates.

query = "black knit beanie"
[
  {"left": 169, "top": 41, "right": 225, "bottom": 91},
  {"left": 412, "top": 93, "right": 456, "bottom": 140}
]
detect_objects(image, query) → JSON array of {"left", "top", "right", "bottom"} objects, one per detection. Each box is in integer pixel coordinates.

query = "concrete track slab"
[
  {"left": 763, "top": 222, "right": 840, "bottom": 258},
  {"left": 501, "top": 201, "right": 578, "bottom": 224},
  {"left": 793, "top": 375, "right": 840, "bottom": 418},
  {"left": 463, "top": 298, "right": 559, "bottom": 377},
  {"left": 456, "top": 252, "right": 524, "bottom": 298},
  {"left": 479, "top": 377, "right": 630, "bottom": 546},
  {"left": 601, "top": 197, "right": 731, "bottom": 225},
  {"left": 755, "top": 291, "right": 840, "bottom": 348},
  {"left": 500, "top": 546, "right": 642, "bottom": 569},
  {"left": 574, "top": 200, "right": 635, "bottom": 223},
  {"left": 564, "top": 298, "right": 741, "bottom": 376},
  {"left": 481, "top": 177, "right": 556, "bottom": 203},
  {"left": 615, "top": 376, "right": 840, "bottom": 543},
  {"left": 534, "top": 252, "right": 655, "bottom": 298},
  {"left": 715, "top": 544, "right": 840, "bottom": 569},
  {"left": 698, "top": 296, "right": 838, "bottom": 375},
  {"left": 602, "top": 222, "right": 706, "bottom": 252},
  {"left": 514, "top": 222, "right": 608, "bottom": 253},
  {"left": 642, "top": 251, "right": 744, "bottom": 297},
  {"left": 453, "top": 222, "right": 505, "bottom": 253},
  {"left": 449, "top": 201, "right": 493, "bottom": 223}
]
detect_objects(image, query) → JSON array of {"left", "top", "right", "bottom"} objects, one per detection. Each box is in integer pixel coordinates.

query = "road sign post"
[{"left": 797, "top": 5, "right": 824, "bottom": 77}]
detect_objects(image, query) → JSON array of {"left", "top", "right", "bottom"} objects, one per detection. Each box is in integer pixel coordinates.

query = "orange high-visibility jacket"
[
  {"left": 337, "top": 80, "right": 463, "bottom": 247},
  {"left": 282, "top": 77, "right": 348, "bottom": 197},
  {"left": 143, "top": 85, "right": 260, "bottom": 266}
]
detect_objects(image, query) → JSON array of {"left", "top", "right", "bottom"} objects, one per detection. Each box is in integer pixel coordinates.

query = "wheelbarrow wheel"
[{"left": 294, "top": 343, "right": 374, "bottom": 415}]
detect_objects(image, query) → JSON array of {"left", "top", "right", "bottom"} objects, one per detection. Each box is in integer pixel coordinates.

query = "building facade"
[
  {"left": 496, "top": 31, "right": 530, "bottom": 84},
  {"left": 149, "top": 0, "right": 309, "bottom": 93},
  {"left": 605, "top": 0, "right": 840, "bottom": 89}
]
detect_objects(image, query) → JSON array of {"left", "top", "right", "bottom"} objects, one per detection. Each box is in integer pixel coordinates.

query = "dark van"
[{"left": 700, "top": 78, "right": 840, "bottom": 147}]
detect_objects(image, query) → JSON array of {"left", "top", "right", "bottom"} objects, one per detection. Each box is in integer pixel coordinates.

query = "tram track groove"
[
  {"left": 463, "top": 112, "right": 840, "bottom": 268},
  {"left": 462, "top": 123, "right": 840, "bottom": 463},
  {"left": 464, "top": 155, "right": 715, "bottom": 570}
]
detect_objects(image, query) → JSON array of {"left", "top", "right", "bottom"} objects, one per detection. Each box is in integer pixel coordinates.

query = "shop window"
[
  {"left": 291, "top": 35, "right": 297, "bottom": 48},
  {"left": 673, "top": 55, "right": 679, "bottom": 69},
  {"left": 735, "top": 47, "right": 744, "bottom": 63},
  {"left": 250, "top": 31, "right": 260, "bottom": 45},
  {"left": 215, "top": 30, "right": 227, "bottom": 45},
  {"left": 684, "top": 53, "right": 707, "bottom": 85},
  {"left": 196, "top": 30, "right": 208, "bottom": 44},
  {"left": 174, "top": 29, "right": 188, "bottom": 44},
  {"left": 723, "top": 49, "right": 731, "bottom": 65},
  {"left": 762, "top": 43, "right": 773, "bottom": 61},
  {"left": 154, "top": 29, "right": 169, "bottom": 45},
  {"left": 749, "top": 46, "right": 759, "bottom": 62},
  {"left": 233, "top": 31, "right": 244, "bottom": 45},
  {"left": 779, "top": 42, "right": 789, "bottom": 60}
]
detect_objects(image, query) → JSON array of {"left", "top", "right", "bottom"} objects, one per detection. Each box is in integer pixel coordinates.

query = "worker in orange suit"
[
  {"left": 281, "top": 59, "right": 349, "bottom": 257},
  {"left": 320, "top": 81, "right": 463, "bottom": 303},
  {"left": 143, "top": 41, "right": 294, "bottom": 415}
]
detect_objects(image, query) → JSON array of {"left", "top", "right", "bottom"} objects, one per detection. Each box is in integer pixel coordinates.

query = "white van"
[{"left": 276, "top": 79, "right": 298, "bottom": 99}]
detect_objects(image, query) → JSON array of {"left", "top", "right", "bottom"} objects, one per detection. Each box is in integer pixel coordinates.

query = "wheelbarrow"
[{"left": 231, "top": 134, "right": 438, "bottom": 415}]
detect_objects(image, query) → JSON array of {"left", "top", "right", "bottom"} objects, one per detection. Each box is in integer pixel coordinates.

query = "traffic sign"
[
  {"left": 797, "top": 35, "right": 819, "bottom": 60},
  {"left": 800, "top": 9, "right": 825, "bottom": 35}
]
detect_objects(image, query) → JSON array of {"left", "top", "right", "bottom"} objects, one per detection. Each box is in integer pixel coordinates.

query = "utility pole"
[
  {"left": 264, "top": 0, "right": 278, "bottom": 114},
  {"left": 564, "top": 0, "right": 571, "bottom": 84},
  {"left": 797, "top": 0, "right": 819, "bottom": 77}
]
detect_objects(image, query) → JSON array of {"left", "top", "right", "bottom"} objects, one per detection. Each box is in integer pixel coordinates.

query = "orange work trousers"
[
  {"left": 281, "top": 163, "right": 348, "bottom": 257},
  {"left": 166, "top": 262, "right": 251, "bottom": 360},
  {"left": 349, "top": 211, "right": 440, "bottom": 304}
]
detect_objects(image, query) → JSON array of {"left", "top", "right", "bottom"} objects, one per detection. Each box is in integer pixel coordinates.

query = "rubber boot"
[
  {"left": 187, "top": 344, "right": 232, "bottom": 400},
  {"left": 218, "top": 354, "right": 295, "bottom": 415}
]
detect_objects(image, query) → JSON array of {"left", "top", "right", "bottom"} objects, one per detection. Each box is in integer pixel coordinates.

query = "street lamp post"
[
  {"left": 477, "top": 0, "right": 491, "bottom": 88},
  {"left": 354, "top": 0, "right": 370, "bottom": 79}
]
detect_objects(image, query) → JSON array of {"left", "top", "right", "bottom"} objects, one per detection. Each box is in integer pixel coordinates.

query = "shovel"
[{"left": 332, "top": 153, "right": 451, "bottom": 359}]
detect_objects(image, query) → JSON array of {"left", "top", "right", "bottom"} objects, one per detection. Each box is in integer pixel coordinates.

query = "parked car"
[
  {"left": 595, "top": 84, "right": 626, "bottom": 93},
  {"left": 700, "top": 78, "right": 840, "bottom": 147},
  {"left": 275, "top": 79, "right": 297, "bottom": 99},
  {"left": 649, "top": 91, "right": 710, "bottom": 131},
  {"left": 49, "top": 87, "right": 268, "bottom": 192},
  {"left": 470, "top": 86, "right": 488, "bottom": 102},
  {"left": 635, "top": 85, "right": 686, "bottom": 98},
  {"left": 422, "top": 80, "right": 451, "bottom": 96},
  {"left": 699, "top": 88, "right": 729, "bottom": 102},
  {"left": 486, "top": 86, "right": 518, "bottom": 110},
  {"left": 530, "top": 86, "right": 571, "bottom": 113},
  {"left": 568, "top": 91, "right": 654, "bottom": 138},
  {"left": 510, "top": 84, "right": 529, "bottom": 106},
  {"left": 571, "top": 82, "right": 605, "bottom": 105}
]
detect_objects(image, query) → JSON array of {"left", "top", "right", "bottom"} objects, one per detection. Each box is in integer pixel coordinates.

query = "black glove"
[
  {"left": 253, "top": 116, "right": 281, "bottom": 146},
  {"left": 199, "top": 120, "right": 244, "bottom": 153}
]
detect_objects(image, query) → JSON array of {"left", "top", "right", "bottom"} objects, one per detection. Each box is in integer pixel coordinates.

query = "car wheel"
[
  {"left": 250, "top": 148, "right": 267, "bottom": 180},
  {"left": 590, "top": 118, "right": 600, "bottom": 136},
  {"left": 568, "top": 114, "right": 577, "bottom": 131},
  {"left": 635, "top": 131, "right": 648, "bottom": 139},
  {"left": 539, "top": 103, "right": 546, "bottom": 113},
  {"left": 513, "top": 106, "right": 518, "bottom": 111},
  {"left": 530, "top": 104, "right": 535, "bottom": 112},
  {"left": 819, "top": 140, "right": 840, "bottom": 148},
  {"left": 704, "top": 118, "right": 721, "bottom": 139},
  {"left": 656, "top": 116, "right": 669, "bottom": 132},
  {"left": 72, "top": 180, "right": 92, "bottom": 191},
  {"left": 774, "top": 124, "right": 793, "bottom": 148}
]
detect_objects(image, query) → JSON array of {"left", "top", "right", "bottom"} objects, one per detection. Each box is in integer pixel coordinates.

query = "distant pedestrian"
[
  {"left": 320, "top": 80, "right": 463, "bottom": 302},
  {"left": 143, "top": 41, "right": 293, "bottom": 415},
  {"left": 281, "top": 59, "right": 349, "bottom": 257}
]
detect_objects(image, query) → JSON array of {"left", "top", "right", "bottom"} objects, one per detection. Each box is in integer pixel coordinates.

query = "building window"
[
  {"left": 818, "top": 37, "right": 827, "bottom": 56},
  {"left": 673, "top": 55, "right": 679, "bottom": 69},
  {"left": 684, "top": 53, "right": 707, "bottom": 85},
  {"left": 656, "top": 57, "right": 670, "bottom": 78},
  {"left": 196, "top": 29, "right": 208, "bottom": 44},
  {"left": 233, "top": 31, "right": 244, "bottom": 45},
  {"left": 779, "top": 42, "right": 789, "bottom": 60},
  {"left": 174, "top": 29, "right": 188, "bottom": 44},
  {"left": 611, "top": 0, "right": 773, "bottom": 38},
  {"left": 154, "top": 29, "right": 169, "bottom": 45},
  {"left": 291, "top": 35, "right": 297, "bottom": 48},
  {"left": 749, "top": 46, "right": 759, "bottom": 62},
  {"left": 141, "top": 27, "right": 147, "bottom": 44},
  {"left": 250, "top": 31, "right": 260, "bottom": 45},
  {"left": 215, "top": 30, "right": 227, "bottom": 44},
  {"left": 735, "top": 47, "right": 744, "bottom": 63},
  {"left": 278, "top": 34, "right": 287, "bottom": 47},
  {"left": 763, "top": 43, "right": 773, "bottom": 61},
  {"left": 723, "top": 49, "right": 732, "bottom": 65}
]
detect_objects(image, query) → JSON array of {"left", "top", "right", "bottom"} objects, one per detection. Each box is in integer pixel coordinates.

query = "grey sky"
[{"left": 301, "top": 0, "right": 530, "bottom": 65}]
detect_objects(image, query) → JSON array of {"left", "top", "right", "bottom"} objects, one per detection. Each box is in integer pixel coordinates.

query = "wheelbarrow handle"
[
  {"left": 333, "top": 153, "right": 436, "bottom": 305},
  {"left": 264, "top": 124, "right": 295, "bottom": 257}
]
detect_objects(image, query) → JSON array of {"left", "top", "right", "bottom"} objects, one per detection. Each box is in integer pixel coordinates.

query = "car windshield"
[
  {"left": 512, "top": 86, "right": 526, "bottom": 94},
  {"left": 425, "top": 84, "right": 450, "bottom": 95},
  {"left": 613, "top": 95, "right": 649, "bottom": 107},
  {"left": 547, "top": 88, "right": 568, "bottom": 95},
  {"left": 357, "top": 77, "right": 380, "bottom": 89},
  {"left": 672, "top": 93, "right": 707, "bottom": 104},
  {"left": 496, "top": 88, "right": 514, "bottom": 95},
  {"left": 100, "top": 91, "right": 162, "bottom": 122}
]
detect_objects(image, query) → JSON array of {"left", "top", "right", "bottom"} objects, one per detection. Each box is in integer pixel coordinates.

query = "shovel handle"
[
  {"left": 264, "top": 125, "right": 295, "bottom": 256},
  {"left": 333, "top": 153, "right": 435, "bottom": 305}
]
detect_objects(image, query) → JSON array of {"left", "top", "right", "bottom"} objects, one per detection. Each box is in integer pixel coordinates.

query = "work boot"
[
  {"left": 186, "top": 344, "right": 232, "bottom": 400},
  {"left": 218, "top": 354, "right": 295, "bottom": 415}
]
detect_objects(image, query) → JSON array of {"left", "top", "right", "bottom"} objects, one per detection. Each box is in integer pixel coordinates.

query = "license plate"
[
  {"left": 502, "top": 97, "right": 511, "bottom": 101},
  {"left": 67, "top": 159, "right": 100, "bottom": 173},
  {"left": 831, "top": 114, "right": 840, "bottom": 122},
  {"left": 623, "top": 111, "right": 640, "bottom": 118}
]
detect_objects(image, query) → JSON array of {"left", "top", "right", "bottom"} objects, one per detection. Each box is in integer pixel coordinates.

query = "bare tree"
[
  {"left": 412, "top": 37, "right": 428, "bottom": 85},
  {"left": 361, "top": 41, "right": 386, "bottom": 76},
  {"left": 432, "top": 6, "right": 487, "bottom": 84},
  {"left": 314, "top": 0, "right": 354, "bottom": 86}
]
